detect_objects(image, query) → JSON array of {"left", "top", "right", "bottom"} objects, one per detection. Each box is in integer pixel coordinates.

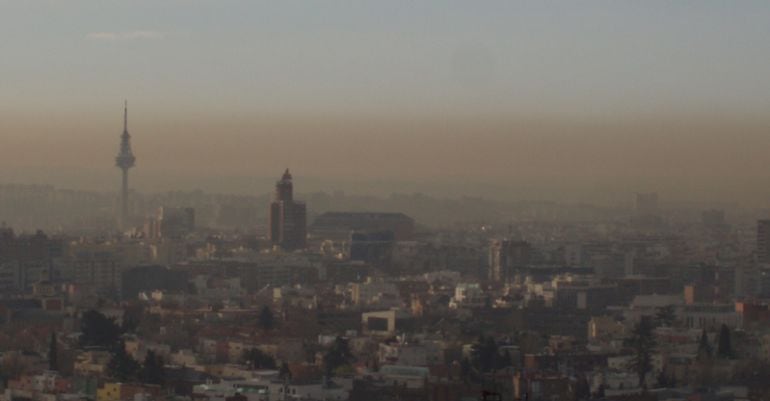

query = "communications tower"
[{"left": 115, "top": 101, "right": 136, "bottom": 229}]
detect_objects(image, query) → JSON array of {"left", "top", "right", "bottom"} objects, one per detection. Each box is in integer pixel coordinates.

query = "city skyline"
[
  {"left": 2, "top": 2, "right": 770, "bottom": 205},
  {"left": 3, "top": 113, "right": 770, "bottom": 206},
  {"left": 3, "top": 4, "right": 770, "bottom": 400}
]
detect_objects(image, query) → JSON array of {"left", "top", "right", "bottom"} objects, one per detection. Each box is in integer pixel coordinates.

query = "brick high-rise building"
[
  {"left": 0, "top": 227, "right": 61, "bottom": 292},
  {"left": 268, "top": 169, "right": 307, "bottom": 250},
  {"left": 489, "top": 239, "right": 531, "bottom": 283}
]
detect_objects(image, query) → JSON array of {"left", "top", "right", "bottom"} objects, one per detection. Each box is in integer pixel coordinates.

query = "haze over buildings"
[
  {"left": 1, "top": 2, "right": 770, "bottom": 205},
  {"left": 4, "top": 3, "right": 770, "bottom": 401}
]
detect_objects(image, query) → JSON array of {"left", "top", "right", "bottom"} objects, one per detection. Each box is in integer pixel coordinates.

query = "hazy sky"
[{"left": 2, "top": 1, "right": 770, "bottom": 203}]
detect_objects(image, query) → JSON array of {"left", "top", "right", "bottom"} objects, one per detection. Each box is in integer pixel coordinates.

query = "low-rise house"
[
  {"left": 96, "top": 382, "right": 165, "bottom": 401},
  {"left": 361, "top": 309, "right": 413, "bottom": 336},
  {"left": 376, "top": 365, "right": 429, "bottom": 389},
  {"left": 73, "top": 349, "right": 111, "bottom": 376}
]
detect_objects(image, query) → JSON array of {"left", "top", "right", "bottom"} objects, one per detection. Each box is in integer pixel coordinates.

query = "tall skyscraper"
[
  {"left": 268, "top": 169, "right": 307, "bottom": 250},
  {"left": 758, "top": 220, "right": 770, "bottom": 264},
  {"left": 115, "top": 101, "right": 136, "bottom": 229},
  {"left": 489, "top": 239, "right": 531, "bottom": 283}
]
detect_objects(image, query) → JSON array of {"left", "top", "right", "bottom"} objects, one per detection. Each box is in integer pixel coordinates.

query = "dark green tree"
[
  {"left": 574, "top": 374, "right": 591, "bottom": 400},
  {"left": 717, "top": 324, "right": 734, "bottom": 359},
  {"left": 48, "top": 332, "right": 58, "bottom": 371},
  {"left": 460, "top": 357, "right": 472, "bottom": 382},
  {"left": 107, "top": 340, "right": 141, "bottom": 381},
  {"left": 121, "top": 304, "right": 144, "bottom": 334},
  {"left": 258, "top": 306, "right": 275, "bottom": 331},
  {"left": 80, "top": 310, "right": 121, "bottom": 347},
  {"left": 625, "top": 318, "right": 656, "bottom": 390},
  {"left": 654, "top": 305, "right": 676, "bottom": 327},
  {"left": 471, "top": 336, "right": 504, "bottom": 373},
  {"left": 656, "top": 370, "right": 672, "bottom": 388},
  {"left": 697, "top": 329, "right": 713, "bottom": 360},
  {"left": 243, "top": 348, "right": 277, "bottom": 370},
  {"left": 323, "top": 337, "right": 353, "bottom": 377},
  {"left": 141, "top": 350, "right": 165, "bottom": 385},
  {"left": 500, "top": 349, "right": 512, "bottom": 370},
  {"left": 278, "top": 361, "right": 292, "bottom": 382},
  {"left": 302, "top": 340, "right": 317, "bottom": 364},
  {"left": 596, "top": 384, "right": 606, "bottom": 398}
]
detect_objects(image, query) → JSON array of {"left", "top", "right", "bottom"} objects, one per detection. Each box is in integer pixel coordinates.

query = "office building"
[
  {"left": 349, "top": 231, "right": 395, "bottom": 267},
  {"left": 268, "top": 169, "right": 307, "bottom": 250},
  {"left": 144, "top": 207, "right": 195, "bottom": 240},
  {"left": 489, "top": 240, "right": 531, "bottom": 283}
]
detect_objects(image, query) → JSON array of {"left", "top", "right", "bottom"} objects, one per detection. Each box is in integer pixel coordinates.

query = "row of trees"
[
  {"left": 81, "top": 305, "right": 276, "bottom": 348},
  {"left": 322, "top": 337, "right": 354, "bottom": 377},
  {"left": 471, "top": 336, "right": 511, "bottom": 373},
  {"left": 626, "top": 310, "right": 736, "bottom": 391},
  {"left": 625, "top": 318, "right": 657, "bottom": 389},
  {"left": 107, "top": 341, "right": 165, "bottom": 385},
  {"left": 241, "top": 349, "right": 293, "bottom": 381},
  {"left": 79, "top": 310, "right": 124, "bottom": 347},
  {"left": 77, "top": 309, "right": 164, "bottom": 384},
  {"left": 697, "top": 324, "right": 734, "bottom": 360},
  {"left": 242, "top": 336, "right": 353, "bottom": 382}
]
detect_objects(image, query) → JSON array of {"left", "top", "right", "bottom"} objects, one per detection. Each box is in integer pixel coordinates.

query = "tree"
[
  {"left": 654, "top": 305, "right": 676, "bottom": 327},
  {"left": 471, "top": 336, "right": 508, "bottom": 373},
  {"left": 596, "top": 384, "right": 606, "bottom": 398},
  {"left": 48, "top": 332, "right": 58, "bottom": 371},
  {"left": 693, "top": 328, "right": 716, "bottom": 388},
  {"left": 333, "top": 364, "right": 355, "bottom": 377},
  {"left": 278, "top": 361, "right": 292, "bottom": 382},
  {"left": 460, "top": 357, "right": 473, "bottom": 383},
  {"left": 471, "top": 336, "right": 496, "bottom": 373},
  {"left": 575, "top": 374, "right": 591, "bottom": 400},
  {"left": 717, "top": 324, "right": 734, "bottom": 359},
  {"left": 80, "top": 310, "right": 121, "bottom": 347},
  {"left": 122, "top": 304, "right": 144, "bottom": 334},
  {"left": 243, "top": 348, "right": 276, "bottom": 370},
  {"left": 656, "top": 370, "right": 675, "bottom": 388},
  {"left": 323, "top": 337, "right": 353, "bottom": 377},
  {"left": 697, "top": 329, "right": 713, "bottom": 361},
  {"left": 107, "top": 340, "right": 141, "bottom": 381},
  {"left": 500, "top": 349, "right": 512, "bottom": 370},
  {"left": 1, "top": 352, "right": 30, "bottom": 384},
  {"left": 625, "top": 318, "right": 656, "bottom": 390},
  {"left": 258, "top": 306, "right": 275, "bottom": 331},
  {"left": 142, "top": 350, "right": 165, "bottom": 385},
  {"left": 302, "top": 340, "right": 317, "bottom": 364}
]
